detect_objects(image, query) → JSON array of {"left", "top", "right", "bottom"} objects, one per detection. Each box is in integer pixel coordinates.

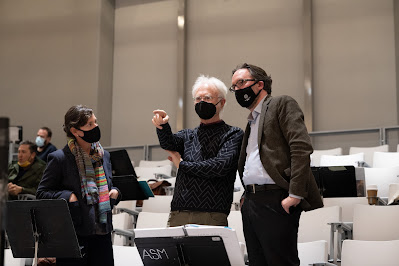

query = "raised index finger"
[{"left": 153, "top": 109, "right": 167, "bottom": 117}]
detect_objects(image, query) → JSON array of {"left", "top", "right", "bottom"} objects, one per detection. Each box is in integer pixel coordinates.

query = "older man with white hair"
[{"left": 152, "top": 75, "right": 244, "bottom": 227}]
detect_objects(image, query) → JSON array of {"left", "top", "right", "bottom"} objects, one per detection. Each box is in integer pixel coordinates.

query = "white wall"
[
  {"left": 185, "top": 0, "right": 304, "bottom": 130},
  {"left": 311, "top": 0, "right": 397, "bottom": 151},
  {"left": 313, "top": 0, "right": 397, "bottom": 130},
  {"left": 111, "top": 0, "right": 178, "bottom": 147},
  {"left": 0, "top": 0, "right": 114, "bottom": 149},
  {"left": 111, "top": 0, "right": 306, "bottom": 146},
  {"left": 111, "top": 0, "right": 398, "bottom": 152},
  {"left": 0, "top": 0, "right": 397, "bottom": 153}
]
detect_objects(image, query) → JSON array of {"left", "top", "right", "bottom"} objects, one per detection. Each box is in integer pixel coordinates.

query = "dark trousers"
[
  {"left": 241, "top": 189, "right": 302, "bottom": 266},
  {"left": 56, "top": 233, "right": 114, "bottom": 266}
]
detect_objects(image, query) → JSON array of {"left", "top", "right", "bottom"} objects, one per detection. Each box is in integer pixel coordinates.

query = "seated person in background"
[
  {"left": 36, "top": 126, "right": 57, "bottom": 161},
  {"left": 8, "top": 140, "right": 46, "bottom": 200},
  {"left": 152, "top": 75, "right": 244, "bottom": 227}
]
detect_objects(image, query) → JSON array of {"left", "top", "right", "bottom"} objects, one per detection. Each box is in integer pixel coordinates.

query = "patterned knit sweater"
[{"left": 156, "top": 121, "right": 244, "bottom": 215}]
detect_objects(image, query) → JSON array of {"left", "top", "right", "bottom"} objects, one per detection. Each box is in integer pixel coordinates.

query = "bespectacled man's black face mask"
[{"left": 234, "top": 81, "right": 261, "bottom": 108}]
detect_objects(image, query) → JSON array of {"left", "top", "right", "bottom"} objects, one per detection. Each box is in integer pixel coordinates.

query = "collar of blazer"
[{"left": 257, "top": 95, "right": 273, "bottom": 146}]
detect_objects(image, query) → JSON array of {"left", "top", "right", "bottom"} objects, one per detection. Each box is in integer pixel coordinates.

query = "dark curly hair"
[
  {"left": 232, "top": 63, "right": 272, "bottom": 95},
  {"left": 63, "top": 105, "right": 93, "bottom": 139}
]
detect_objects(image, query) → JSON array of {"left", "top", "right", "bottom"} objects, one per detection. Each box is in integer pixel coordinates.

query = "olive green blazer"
[
  {"left": 238, "top": 95, "right": 323, "bottom": 211},
  {"left": 8, "top": 157, "right": 46, "bottom": 199}
]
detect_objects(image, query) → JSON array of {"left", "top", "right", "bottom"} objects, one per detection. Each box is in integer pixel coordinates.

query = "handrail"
[
  {"left": 309, "top": 127, "right": 386, "bottom": 146},
  {"left": 103, "top": 126, "right": 399, "bottom": 161},
  {"left": 103, "top": 144, "right": 161, "bottom": 161},
  {"left": 309, "top": 127, "right": 381, "bottom": 136},
  {"left": 103, "top": 145, "right": 146, "bottom": 150},
  {"left": 383, "top": 126, "right": 399, "bottom": 145}
]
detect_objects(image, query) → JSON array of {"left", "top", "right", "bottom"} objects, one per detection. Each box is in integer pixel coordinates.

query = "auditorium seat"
[
  {"left": 372, "top": 152, "right": 399, "bottom": 168},
  {"left": 364, "top": 166, "right": 399, "bottom": 198},
  {"left": 319, "top": 153, "right": 364, "bottom": 167},
  {"left": 139, "top": 159, "right": 173, "bottom": 168},
  {"left": 352, "top": 204, "right": 399, "bottom": 241},
  {"left": 322, "top": 197, "right": 368, "bottom": 222},
  {"left": 388, "top": 183, "right": 399, "bottom": 204},
  {"left": 231, "top": 190, "right": 243, "bottom": 211},
  {"left": 227, "top": 211, "right": 246, "bottom": 258},
  {"left": 135, "top": 165, "right": 172, "bottom": 180},
  {"left": 113, "top": 245, "right": 144, "bottom": 266},
  {"left": 130, "top": 212, "right": 169, "bottom": 250},
  {"left": 297, "top": 240, "right": 329, "bottom": 266},
  {"left": 135, "top": 212, "right": 169, "bottom": 229},
  {"left": 112, "top": 212, "right": 134, "bottom": 246},
  {"left": 113, "top": 200, "right": 138, "bottom": 225},
  {"left": 141, "top": 195, "right": 173, "bottom": 213},
  {"left": 310, "top": 148, "right": 343, "bottom": 167},
  {"left": 4, "top": 248, "right": 25, "bottom": 266},
  {"left": 298, "top": 206, "right": 341, "bottom": 261},
  {"left": 341, "top": 239, "right": 399, "bottom": 266},
  {"left": 349, "top": 144, "right": 388, "bottom": 167}
]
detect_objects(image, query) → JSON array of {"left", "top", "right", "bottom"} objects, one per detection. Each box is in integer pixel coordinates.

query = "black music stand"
[
  {"left": 109, "top": 149, "right": 152, "bottom": 201},
  {"left": 5, "top": 199, "right": 81, "bottom": 265},
  {"left": 311, "top": 166, "right": 358, "bottom": 198},
  {"left": 112, "top": 175, "right": 151, "bottom": 201},
  {"left": 135, "top": 235, "right": 230, "bottom": 266}
]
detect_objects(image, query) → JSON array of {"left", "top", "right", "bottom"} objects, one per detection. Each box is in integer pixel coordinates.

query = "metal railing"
[
  {"left": 104, "top": 125, "right": 399, "bottom": 162},
  {"left": 103, "top": 144, "right": 161, "bottom": 163},
  {"left": 383, "top": 126, "right": 399, "bottom": 145},
  {"left": 309, "top": 126, "right": 399, "bottom": 153}
]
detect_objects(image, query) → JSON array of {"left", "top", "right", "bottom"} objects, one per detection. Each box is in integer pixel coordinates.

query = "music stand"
[
  {"left": 109, "top": 149, "right": 152, "bottom": 201},
  {"left": 312, "top": 166, "right": 358, "bottom": 198},
  {"left": 5, "top": 199, "right": 81, "bottom": 266},
  {"left": 112, "top": 175, "right": 152, "bottom": 200},
  {"left": 135, "top": 236, "right": 230, "bottom": 266},
  {"left": 109, "top": 149, "right": 137, "bottom": 177},
  {"left": 134, "top": 226, "right": 244, "bottom": 266}
]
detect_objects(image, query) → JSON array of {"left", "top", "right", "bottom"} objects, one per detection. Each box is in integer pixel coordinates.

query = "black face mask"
[
  {"left": 195, "top": 100, "right": 221, "bottom": 120},
  {"left": 235, "top": 81, "right": 261, "bottom": 108},
  {"left": 79, "top": 126, "right": 101, "bottom": 143}
]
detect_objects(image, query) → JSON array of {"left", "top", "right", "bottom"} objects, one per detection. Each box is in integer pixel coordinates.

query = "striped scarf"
[{"left": 68, "top": 138, "right": 111, "bottom": 224}]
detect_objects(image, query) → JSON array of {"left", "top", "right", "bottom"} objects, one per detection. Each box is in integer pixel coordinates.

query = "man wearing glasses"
[
  {"left": 152, "top": 75, "right": 244, "bottom": 227},
  {"left": 230, "top": 63, "right": 323, "bottom": 266}
]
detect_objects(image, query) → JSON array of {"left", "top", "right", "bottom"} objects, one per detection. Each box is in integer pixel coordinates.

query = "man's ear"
[
  {"left": 257, "top": 80, "right": 265, "bottom": 91},
  {"left": 220, "top": 98, "right": 226, "bottom": 108}
]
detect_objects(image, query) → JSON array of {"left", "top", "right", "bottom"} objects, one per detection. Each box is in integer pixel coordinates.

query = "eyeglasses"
[
  {"left": 229, "top": 79, "right": 257, "bottom": 92},
  {"left": 193, "top": 95, "right": 221, "bottom": 103}
]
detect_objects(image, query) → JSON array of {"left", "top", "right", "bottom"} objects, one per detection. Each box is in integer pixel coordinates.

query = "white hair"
[{"left": 191, "top": 75, "right": 228, "bottom": 99}]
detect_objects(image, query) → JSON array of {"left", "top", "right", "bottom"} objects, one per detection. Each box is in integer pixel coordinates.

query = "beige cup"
[{"left": 366, "top": 184, "right": 378, "bottom": 205}]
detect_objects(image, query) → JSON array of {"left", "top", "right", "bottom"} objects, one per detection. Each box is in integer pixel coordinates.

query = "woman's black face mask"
[{"left": 79, "top": 126, "right": 101, "bottom": 143}]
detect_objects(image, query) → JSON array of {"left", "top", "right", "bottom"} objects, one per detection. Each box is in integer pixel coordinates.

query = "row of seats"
[
  {"left": 112, "top": 195, "right": 399, "bottom": 265},
  {"left": 134, "top": 159, "right": 174, "bottom": 180},
  {"left": 6, "top": 201, "right": 397, "bottom": 266},
  {"left": 311, "top": 145, "right": 399, "bottom": 167},
  {"left": 299, "top": 203, "right": 399, "bottom": 265},
  {"left": 111, "top": 159, "right": 399, "bottom": 265}
]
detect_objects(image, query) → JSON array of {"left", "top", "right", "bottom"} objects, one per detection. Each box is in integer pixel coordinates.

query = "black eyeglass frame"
[{"left": 229, "top": 79, "right": 258, "bottom": 92}]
